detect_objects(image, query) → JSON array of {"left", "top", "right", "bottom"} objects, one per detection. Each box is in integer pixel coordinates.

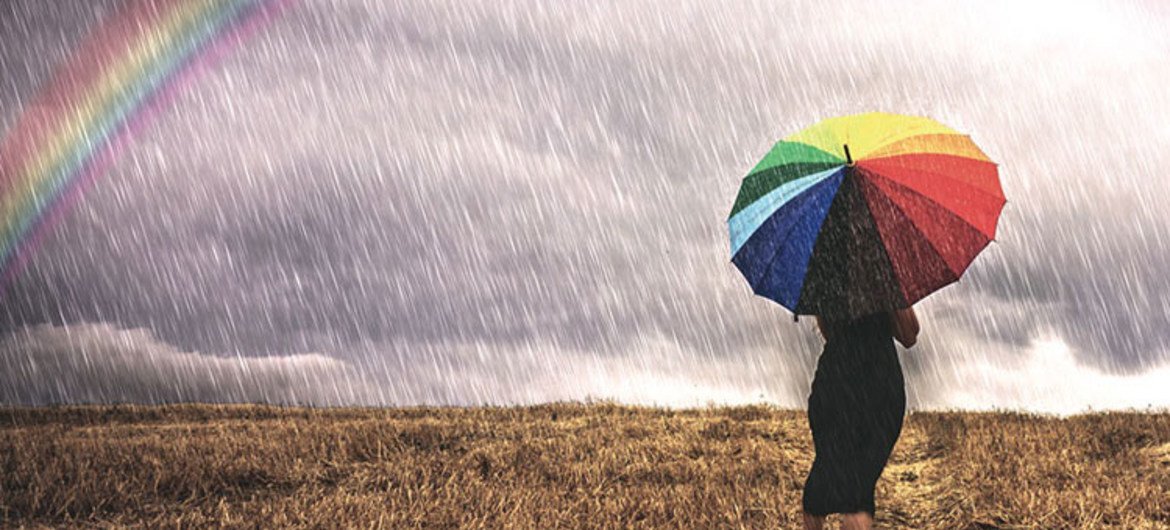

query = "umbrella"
[{"left": 728, "top": 112, "right": 1006, "bottom": 321}]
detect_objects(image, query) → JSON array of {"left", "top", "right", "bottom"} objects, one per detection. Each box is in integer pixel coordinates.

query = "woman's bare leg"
[
  {"left": 801, "top": 510, "right": 826, "bottom": 530},
  {"left": 840, "top": 511, "right": 873, "bottom": 530}
]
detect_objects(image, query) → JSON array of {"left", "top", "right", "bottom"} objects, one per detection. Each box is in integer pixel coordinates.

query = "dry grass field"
[{"left": 0, "top": 402, "right": 1168, "bottom": 529}]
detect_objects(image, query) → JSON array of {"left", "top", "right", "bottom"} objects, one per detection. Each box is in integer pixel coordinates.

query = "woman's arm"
[{"left": 890, "top": 307, "right": 919, "bottom": 348}]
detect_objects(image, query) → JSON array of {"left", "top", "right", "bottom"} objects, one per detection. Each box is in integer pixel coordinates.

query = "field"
[{"left": 0, "top": 403, "right": 1168, "bottom": 529}]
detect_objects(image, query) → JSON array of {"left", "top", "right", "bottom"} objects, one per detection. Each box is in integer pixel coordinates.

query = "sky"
[{"left": 1, "top": 0, "right": 1169, "bottom": 415}]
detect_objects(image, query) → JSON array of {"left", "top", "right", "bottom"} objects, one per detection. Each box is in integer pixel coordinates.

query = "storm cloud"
[{"left": 1, "top": 0, "right": 1168, "bottom": 413}]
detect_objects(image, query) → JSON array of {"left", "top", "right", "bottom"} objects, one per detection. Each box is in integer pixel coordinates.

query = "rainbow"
[{"left": 0, "top": 0, "right": 294, "bottom": 295}]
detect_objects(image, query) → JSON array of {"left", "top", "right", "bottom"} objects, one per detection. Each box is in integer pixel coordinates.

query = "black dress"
[{"left": 801, "top": 311, "right": 906, "bottom": 517}]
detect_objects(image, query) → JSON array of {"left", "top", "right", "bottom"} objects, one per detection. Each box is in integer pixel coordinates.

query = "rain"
[{"left": 1, "top": 0, "right": 1168, "bottom": 416}]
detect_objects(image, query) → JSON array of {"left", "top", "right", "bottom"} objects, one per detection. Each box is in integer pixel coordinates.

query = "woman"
[{"left": 801, "top": 307, "right": 919, "bottom": 530}]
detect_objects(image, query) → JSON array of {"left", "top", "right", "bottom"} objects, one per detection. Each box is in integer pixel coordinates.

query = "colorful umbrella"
[{"left": 728, "top": 112, "right": 1005, "bottom": 320}]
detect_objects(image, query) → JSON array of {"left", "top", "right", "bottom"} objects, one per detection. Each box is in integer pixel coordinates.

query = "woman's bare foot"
[{"left": 801, "top": 510, "right": 826, "bottom": 530}]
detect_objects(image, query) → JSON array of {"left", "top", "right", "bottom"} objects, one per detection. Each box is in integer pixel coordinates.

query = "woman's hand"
[{"left": 890, "top": 307, "right": 919, "bottom": 348}]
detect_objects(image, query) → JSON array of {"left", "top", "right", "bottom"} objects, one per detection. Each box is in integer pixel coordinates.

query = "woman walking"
[{"left": 801, "top": 307, "right": 919, "bottom": 530}]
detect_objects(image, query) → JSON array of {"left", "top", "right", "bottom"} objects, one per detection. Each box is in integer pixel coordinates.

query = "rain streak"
[{"left": 1, "top": 0, "right": 1168, "bottom": 415}]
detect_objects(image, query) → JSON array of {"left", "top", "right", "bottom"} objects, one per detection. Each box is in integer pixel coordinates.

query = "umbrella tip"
[{"left": 844, "top": 144, "right": 854, "bottom": 166}]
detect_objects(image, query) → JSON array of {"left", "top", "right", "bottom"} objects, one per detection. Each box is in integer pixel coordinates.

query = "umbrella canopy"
[{"left": 728, "top": 112, "right": 1005, "bottom": 320}]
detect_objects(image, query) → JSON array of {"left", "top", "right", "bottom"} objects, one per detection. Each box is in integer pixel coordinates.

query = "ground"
[{"left": 1, "top": 402, "right": 1168, "bottom": 529}]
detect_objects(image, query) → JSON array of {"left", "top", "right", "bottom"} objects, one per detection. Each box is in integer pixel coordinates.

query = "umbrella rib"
[
  {"left": 863, "top": 133, "right": 993, "bottom": 162},
  {"left": 864, "top": 145, "right": 998, "bottom": 167},
  {"left": 781, "top": 140, "right": 842, "bottom": 163},
  {"left": 859, "top": 167, "right": 999, "bottom": 240},
  {"left": 751, "top": 172, "right": 843, "bottom": 300},
  {"left": 854, "top": 177, "right": 912, "bottom": 313},
  {"left": 856, "top": 169, "right": 980, "bottom": 279},
  {"left": 856, "top": 175, "right": 962, "bottom": 290},
  {"left": 783, "top": 120, "right": 846, "bottom": 163},
  {"left": 730, "top": 160, "right": 843, "bottom": 219},
  {"left": 862, "top": 127, "right": 965, "bottom": 156},
  {"left": 861, "top": 155, "right": 1005, "bottom": 204},
  {"left": 729, "top": 166, "right": 843, "bottom": 257}
]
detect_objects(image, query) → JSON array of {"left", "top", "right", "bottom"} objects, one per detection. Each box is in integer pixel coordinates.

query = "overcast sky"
[{"left": 2, "top": 0, "right": 1169, "bottom": 415}]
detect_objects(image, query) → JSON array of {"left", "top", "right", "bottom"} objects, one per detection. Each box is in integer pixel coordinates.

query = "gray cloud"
[
  {"left": 0, "top": 322, "right": 804, "bottom": 408},
  {"left": 0, "top": 322, "right": 369, "bottom": 405},
  {"left": 3, "top": 321, "right": 1166, "bottom": 415},
  {"left": 2, "top": 0, "right": 1169, "bottom": 410}
]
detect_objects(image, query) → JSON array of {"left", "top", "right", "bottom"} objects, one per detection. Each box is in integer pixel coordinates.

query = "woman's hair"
[
  {"left": 816, "top": 311, "right": 891, "bottom": 341},
  {"left": 815, "top": 315, "right": 844, "bottom": 342}
]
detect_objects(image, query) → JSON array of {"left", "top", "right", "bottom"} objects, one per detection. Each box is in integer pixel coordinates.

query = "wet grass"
[{"left": 0, "top": 402, "right": 1167, "bottom": 529}]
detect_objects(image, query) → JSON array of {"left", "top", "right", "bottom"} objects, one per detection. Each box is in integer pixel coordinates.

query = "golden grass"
[{"left": 0, "top": 402, "right": 1167, "bottom": 529}]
